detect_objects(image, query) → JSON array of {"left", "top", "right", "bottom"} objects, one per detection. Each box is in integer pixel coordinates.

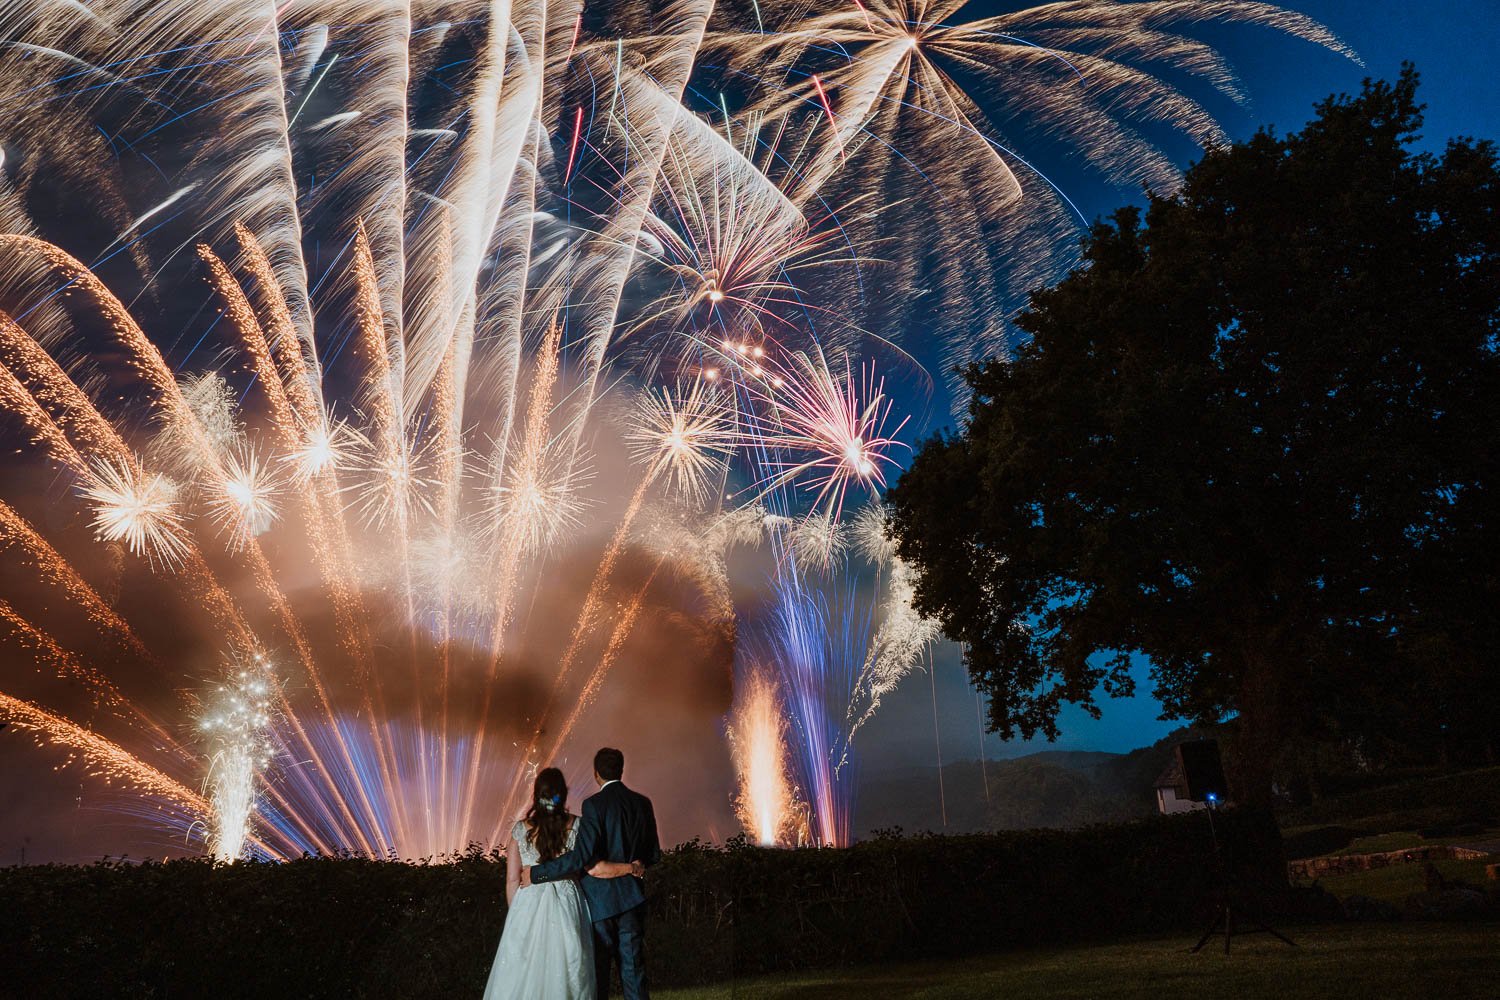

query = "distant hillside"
[{"left": 855, "top": 726, "right": 1212, "bottom": 837}]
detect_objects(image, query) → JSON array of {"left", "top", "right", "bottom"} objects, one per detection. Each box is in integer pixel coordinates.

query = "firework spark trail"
[
  {"left": 0, "top": 598, "right": 155, "bottom": 728},
  {"left": 427, "top": 334, "right": 460, "bottom": 850},
  {"left": 840, "top": 553, "right": 939, "bottom": 769},
  {"left": 350, "top": 221, "right": 424, "bottom": 851},
  {"left": 840, "top": 504, "right": 940, "bottom": 761},
  {"left": 769, "top": 569, "right": 844, "bottom": 845},
  {"left": 717, "top": 0, "right": 1358, "bottom": 401},
  {"left": 41, "top": 280, "right": 375, "bottom": 845},
  {"left": 201, "top": 661, "right": 276, "bottom": 861},
  {"left": 232, "top": 224, "right": 324, "bottom": 424},
  {"left": 454, "top": 322, "right": 566, "bottom": 840},
  {"left": 493, "top": 473, "right": 657, "bottom": 830},
  {"left": 0, "top": 356, "right": 90, "bottom": 475},
  {"left": 0, "top": 311, "right": 139, "bottom": 471},
  {"left": 0, "top": 690, "right": 208, "bottom": 815},
  {"left": 471, "top": 120, "right": 545, "bottom": 491},
  {"left": 0, "top": 500, "right": 156, "bottom": 665},
  {"left": 729, "top": 665, "right": 796, "bottom": 846},
  {"left": 198, "top": 246, "right": 302, "bottom": 449},
  {"left": 352, "top": 222, "right": 406, "bottom": 465}
]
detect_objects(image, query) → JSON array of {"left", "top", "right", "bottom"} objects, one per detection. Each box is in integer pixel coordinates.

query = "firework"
[
  {"left": 627, "top": 381, "right": 740, "bottom": 507},
  {"left": 77, "top": 461, "right": 192, "bottom": 570},
  {"left": 0, "top": 0, "right": 1352, "bottom": 856},
  {"left": 786, "top": 510, "right": 848, "bottom": 575},
  {"left": 200, "top": 659, "right": 278, "bottom": 861},
  {"left": 728, "top": 666, "right": 799, "bottom": 847},
  {"left": 842, "top": 508, "right": 941, "bottom": 765},
  {"left": 0, "top": 692, "right": 207, "bottom": 818},
  {"left": 282, "top": 419, "right": 349, "bottom": 484},
  {"left": 727, "top": 553, "right": 874, "bottom": 847},
  {"left": 206, "top": 450, "right": 284, "bottom": 548},
  {"left": 732, "top": 0, "right": 1359, "bottom": 391},
  {"left": 751, "top": 349, "right": 908, "bottom": 521}
]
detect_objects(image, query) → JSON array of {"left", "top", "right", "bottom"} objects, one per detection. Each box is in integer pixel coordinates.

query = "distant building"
[{"left": 1153, "top": 758, "right": 1207, "bottom": 815}]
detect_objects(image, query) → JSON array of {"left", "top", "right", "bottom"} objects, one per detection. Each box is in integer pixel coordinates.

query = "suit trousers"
[{"left": 591, "top": 902, "right": 647, "bottom": 1000}]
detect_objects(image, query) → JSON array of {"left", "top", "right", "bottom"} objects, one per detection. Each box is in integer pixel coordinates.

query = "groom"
[{"left": 522, "top": 747, "right": 661, "bottom": 999}]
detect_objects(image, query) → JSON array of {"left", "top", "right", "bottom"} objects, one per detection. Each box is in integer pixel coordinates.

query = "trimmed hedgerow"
[
  {"left": 1279, "top": 767, "right": 1500, "bottom": 833},
  {"left": 2, "top": 809, "right": 1287, "bottom": 998}
]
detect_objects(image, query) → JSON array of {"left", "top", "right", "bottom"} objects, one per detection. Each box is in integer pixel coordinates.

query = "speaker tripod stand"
[{"left": 1190, "top": 796, "right": 1297, "bottom": 954}]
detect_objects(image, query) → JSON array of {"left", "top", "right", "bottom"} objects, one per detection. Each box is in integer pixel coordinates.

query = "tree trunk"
[{"left": 1228, "top": 647, "right": 1285, "bottom": 808}]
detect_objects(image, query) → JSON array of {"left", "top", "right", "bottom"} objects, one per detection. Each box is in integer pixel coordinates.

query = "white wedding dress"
[{"left": 483, "top": 819, "right": 596, "bottom": 1000}]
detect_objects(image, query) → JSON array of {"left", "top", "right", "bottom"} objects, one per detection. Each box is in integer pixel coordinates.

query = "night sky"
[{"left": 856, "top": 0, "right": 1500, "bottom": 788}]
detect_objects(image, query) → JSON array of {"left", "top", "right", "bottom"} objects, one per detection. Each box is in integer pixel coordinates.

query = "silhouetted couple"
[{"left": 483, "top": 747, "right": 661, "bottom": 1000}]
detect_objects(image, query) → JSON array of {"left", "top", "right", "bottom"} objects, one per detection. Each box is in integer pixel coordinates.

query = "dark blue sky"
[{"left": 857, "top": 0, "right": 1499, "bottom": 783}]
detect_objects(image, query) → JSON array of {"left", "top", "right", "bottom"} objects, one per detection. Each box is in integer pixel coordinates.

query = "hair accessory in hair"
[{"left": 538, "top": 792, "right": 564, "bottom": 814}]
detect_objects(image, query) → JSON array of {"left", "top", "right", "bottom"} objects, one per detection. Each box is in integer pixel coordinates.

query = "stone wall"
[{"left": 1288, "top": 844, "right": 1492, "bottom": 881}]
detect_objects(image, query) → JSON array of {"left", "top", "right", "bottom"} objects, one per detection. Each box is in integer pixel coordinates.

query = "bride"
[{"left": 483, "top": 767, "right": 639, "bottom": 1000}]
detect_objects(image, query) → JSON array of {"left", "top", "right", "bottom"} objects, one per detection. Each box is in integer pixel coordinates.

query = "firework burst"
[
  {"left": 753, "top": 350, "right": 908, "bottom": 520},
  {"left": 628, "top": 381, "right": 740, "bottom": 506},
  {"left": 78, "top": 460, "right": 192, "bottom": 570},
  {"left": 206, "top": 450, "right": 283, "bottom": 548}
]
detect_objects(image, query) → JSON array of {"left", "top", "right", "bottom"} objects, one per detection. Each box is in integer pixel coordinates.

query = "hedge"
[
  {"left": 1279, "top": 766, "right": 1500, "bottom": 832},
  {"left": 2, "top": 809, "right": 1289, "bottom": 998}
]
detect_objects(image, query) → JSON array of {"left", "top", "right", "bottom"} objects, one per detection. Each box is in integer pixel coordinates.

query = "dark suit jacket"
[{"left": 531, "top": 781, "right": 661, "bottom": 921}]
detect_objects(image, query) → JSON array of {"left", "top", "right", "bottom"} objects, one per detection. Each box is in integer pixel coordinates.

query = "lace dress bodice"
[{"left": 512, "top": 818, "right": 577, "bottom": 867}]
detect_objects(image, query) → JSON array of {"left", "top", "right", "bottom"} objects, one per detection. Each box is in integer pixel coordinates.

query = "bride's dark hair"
[{"left": 524, "top": 767, "right": 571, "bottom": 863}]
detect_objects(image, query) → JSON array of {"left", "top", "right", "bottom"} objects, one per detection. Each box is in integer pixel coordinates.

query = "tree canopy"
[{"left": 886, "top": 69, "right": 1499, "bottom": 799}]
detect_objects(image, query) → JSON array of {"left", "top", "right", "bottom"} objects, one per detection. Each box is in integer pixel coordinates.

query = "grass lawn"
[
  {"left": 659, "top": 923, "right": 1500, "bottom": 1000},
  {"left": 1308, "top": 858, "right": 1496, "bottom": 903}
]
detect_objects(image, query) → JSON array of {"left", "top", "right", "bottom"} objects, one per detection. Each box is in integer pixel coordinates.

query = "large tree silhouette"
[{"left": 888, "top": 69, "right": 1498, "bottom": 801}]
